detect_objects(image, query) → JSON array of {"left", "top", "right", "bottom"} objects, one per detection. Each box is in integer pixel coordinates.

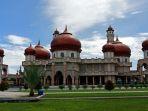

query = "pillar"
[
  {"left": 92, "top": 76, "right": 95, "bottom": 85},
  {"left": 86, "top": 76, "right": 88, "bottom": 85},
  {"left": 51, "top": 63, "right": 55, "bottom": 86},
  {"left": 99, "top": 76, "right": 102, "bottom": 84}
]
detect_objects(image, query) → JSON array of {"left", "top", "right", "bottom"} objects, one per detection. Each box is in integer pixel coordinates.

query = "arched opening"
[
  {"left": 71, "top": 53, "right": 74, "bottom": 58},
  {"left": 66, "top": 75, "right": 72, "bottom": 85},
  {"left": 54, "top": 71, "right": 63, "bottom": 85},
  {"left": 46, "top": 76, "right": 51, "bottom": 86}
]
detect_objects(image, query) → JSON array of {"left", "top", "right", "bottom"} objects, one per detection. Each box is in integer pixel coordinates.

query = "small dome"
[
  {"left": 102, "top": 43, "right": 114, "bottom": 52},
  {"left": 24, "top": 44, "right": 35, "bottom": 55},
  {"left": 113, "top": 42, "right": 131, "bottom": 57},
  {"left": 102, "top": 38, "right": 131, "bottom": 57},
  {"left": 35, "top": 41, "right": 50, "bottom": 59},
  {"left": 142, "top": 39, "right": 148, "bottom": 51},
  {"left": 0, "top": 48, "right": 4, "bottom": 57},
  {"left": 50, "top": 26, "right": 81, "bottom": 52}
]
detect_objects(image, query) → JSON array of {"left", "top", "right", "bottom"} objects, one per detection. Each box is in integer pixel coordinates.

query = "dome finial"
[
  {"left": 29, "top": 43, "right": 32, "bottom": 47},
  {"left": 63, "top": 25, "right": 68, "bottom": 33},
  {"left": 53, "top": 28, "right": 59, "bottom": 36},
  {"left": 116, "top": 35, "right": 119, "bottom": 42},
  {"left": 38, "top": 40, "right": 40, "bottom": 45}
]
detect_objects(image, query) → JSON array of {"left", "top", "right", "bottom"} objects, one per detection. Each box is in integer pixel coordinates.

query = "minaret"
[
  {"left": 53, "top": 28, "right": 59, "bottom": 38},
  {"left": 106, "top": 25, "right": 115, "bottom": 43}
]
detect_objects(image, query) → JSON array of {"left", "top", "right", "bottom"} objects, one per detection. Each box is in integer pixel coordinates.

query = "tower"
[{"left": 106, "top": 25, "right": 115, "bottom": 43}]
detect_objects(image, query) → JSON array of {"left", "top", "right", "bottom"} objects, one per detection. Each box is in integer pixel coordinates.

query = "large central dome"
[{"left": 50, "top": 26, "right": 81, "bottom": 52}]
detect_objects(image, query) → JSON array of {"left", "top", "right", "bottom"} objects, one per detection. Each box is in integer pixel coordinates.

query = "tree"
[
  {"left": 24, "top": 63, "right": 42, "bottom": 96},
  {"left": 105, "top": 80, "right": 115, "bottom": 91},
  {"left": 0, "top": 79, "right": 9, "bottom": 91}
]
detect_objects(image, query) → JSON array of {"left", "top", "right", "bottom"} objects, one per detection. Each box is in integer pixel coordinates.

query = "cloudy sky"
[{"left": 0, "top": 0, "right": 148, "bottom": 73}]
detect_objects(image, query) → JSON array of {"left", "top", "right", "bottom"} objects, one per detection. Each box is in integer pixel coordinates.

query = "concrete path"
[{"left": 0, "top": 91, "right": 28, "bottom": 98}]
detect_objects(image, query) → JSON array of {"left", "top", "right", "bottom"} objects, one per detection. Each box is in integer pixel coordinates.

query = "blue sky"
[{"left": 0, "top": 0, "right": 148, "bottom": 73}]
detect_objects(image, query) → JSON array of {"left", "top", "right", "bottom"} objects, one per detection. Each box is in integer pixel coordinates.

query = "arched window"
[
  {"left": 117, "top": 58, "right": 120, "bottom": 62},
  {"left": 125, "top": 58, "right": 127, "bottom": 62},
  {"left": 53, "top": 53, "right": 55, "bottom": 58},
  {"left": 71, "top": 53, "right": 74, "bottom": 58},
  {"left": 61, "top": 52, "right": 64, "bottom": 57}
]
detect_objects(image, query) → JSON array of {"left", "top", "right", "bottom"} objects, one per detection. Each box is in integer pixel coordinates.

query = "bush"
[
  {"left": 105, "top": 80, "right": 115, "bottom": 91},
  {"left": 44, "top": 84, "right": 49, "bottom": 90},
  {"left": 75, "top": 85, "right": 80, "bottom": 90},
  {"left": 91, "top": 85, "right": 95, "bottom": 90},
  {"left": 82, "top": 84, "right": 88, "bottom": 89},
  {"left": 124, "top": 84, "right": 129, "bottom": 89},
  {"left": 0, "top": 80, "right": 9, "bottom": 91},
  {"left": 68, "top": 85, "right": 73, "bottom": 90},
  {"left": 59, "top": 84, "right": 65, "bottom": 90},
  {"left": 97, "top": 84, "right": 103, "bottom": 89}
]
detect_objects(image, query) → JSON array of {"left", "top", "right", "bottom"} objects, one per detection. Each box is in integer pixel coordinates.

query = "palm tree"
[{"left": 24, "top": 63, "right": 41, "bottom": 96}]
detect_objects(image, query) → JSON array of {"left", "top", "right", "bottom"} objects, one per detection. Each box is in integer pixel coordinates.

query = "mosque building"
[{"left": 20, "top": 26, "right": 148, "bottom": 86}]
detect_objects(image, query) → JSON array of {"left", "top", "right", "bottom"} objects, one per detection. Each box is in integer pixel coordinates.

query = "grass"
[
  {"left": 0, "top": 98, "right": 148, "bottom": 111},
  {"left": 1, "top": 88, "right": 148, "bottom": 111},
  {"left": 44, "top": 91, "right": 148, "bottom": 98}
]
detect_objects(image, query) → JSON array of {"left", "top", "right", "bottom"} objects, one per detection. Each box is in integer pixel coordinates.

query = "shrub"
[
  {"left": 97, "top": 84, "right": 103, "bottom": 89},
  {"left": 105, "top": 80, "right": 115, "bottom": 91},
  {"left": 124, "top": 84, "right": 129, "bottom": 90},
  {"left": 75, "top": 85, "right": 80, "bottom": 90},
  {"left": 59, "top": 84, "right": 65, "bottom": 90},
  {"left": 68, "top": 85, "right": 73, "bottom": 90},
  {"left": 0, "top": 80, "right": 9, "bottom": 91},
  {"left": 44, "top": 84, "right": 49, "bottom": 90},
  {"left": 82, "top": 84, "right": 88, "bottom": 89},
  {"left": 91, "top": 85, "right": 95, "bottom": 90}
]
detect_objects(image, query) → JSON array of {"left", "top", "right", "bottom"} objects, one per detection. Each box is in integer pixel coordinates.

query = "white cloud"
[
  {"left": 138, "top": 32, "right": 148, "bottom": 36},
  {"left": 131, "top": 11, "right": 142, "bottom": 15},
  {"left": 43, "top": 0, "right": 133, "bottom": 32},
  {"left": 1, "top": 43, "right": 26, "bottom": 74},
  {"left": 6, "top": 35, "right": 31, "bottom": 45}
]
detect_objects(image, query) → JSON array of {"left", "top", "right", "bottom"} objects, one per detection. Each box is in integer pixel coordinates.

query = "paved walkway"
[{"left": 0, "top": 91, "right": 28, "bottom": 98}]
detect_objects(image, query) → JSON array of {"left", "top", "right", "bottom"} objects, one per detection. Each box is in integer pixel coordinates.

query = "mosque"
[{"left": 0, "top": 26, "right": 148, "bottom": 86}]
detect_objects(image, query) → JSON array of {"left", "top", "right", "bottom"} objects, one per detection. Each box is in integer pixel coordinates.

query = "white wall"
[{"left": 52, "top": 50, "right": 80, "bottom": 58}]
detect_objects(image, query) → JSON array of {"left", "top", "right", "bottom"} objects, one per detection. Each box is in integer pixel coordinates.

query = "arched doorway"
[
  {"left": 66, "top": 75, "right": 72, "bottom": 85},
  {"left": 54, "top": 71, "right": 63, "bottom": 85},
  {"left": 46, "top": 76, "right": 51, "bottom": 86}
]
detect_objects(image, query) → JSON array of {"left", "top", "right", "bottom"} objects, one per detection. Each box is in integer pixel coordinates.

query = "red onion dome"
[
  {"left": 113, "top": 41, "right": 131, "bottom": 57},
  {"left": 0, "top": 48, "right": 4, "bottom": 57},
  {"left": 35, "top": 41, "right": 50, "bottom": 59},
  {"left": 142, "top": 39, "right": 148, "bottom": 51},
  {"left": 102, "top": 43, "right": 115, "bottom": 52},
  {"left": 50, "top": 26, "right": 81, "bottom": 52},
  {"left": 24, "top": 44, "right": 35, "bottom": 55}
]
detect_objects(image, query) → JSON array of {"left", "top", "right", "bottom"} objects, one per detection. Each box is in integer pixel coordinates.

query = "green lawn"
[
  {"left": 44, "top": 91, "right": 148, "bottom": 98},
  {"left": 0, "top": 98, "right": 148, "bottom": 111}
]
